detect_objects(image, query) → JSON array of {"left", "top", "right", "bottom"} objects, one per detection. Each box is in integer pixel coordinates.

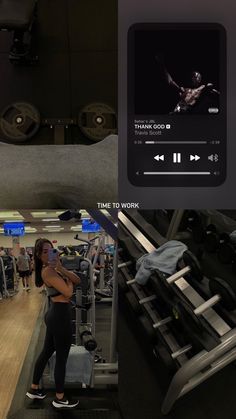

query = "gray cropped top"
[{"left": 45, "top": 271, "right": 67, "bottom": 298}]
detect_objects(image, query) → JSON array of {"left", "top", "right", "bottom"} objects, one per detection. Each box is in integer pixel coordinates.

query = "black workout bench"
[{"left": 0, "top": 0, "right": 38, "bottom": 63}]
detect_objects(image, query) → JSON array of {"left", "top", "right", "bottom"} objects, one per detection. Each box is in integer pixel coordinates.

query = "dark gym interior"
[
  {"left": 0, "top": 0, "right": 117, "bottom": 145},
  {"left": 118, "top": 210, "right": 236, "bottom": 419}
]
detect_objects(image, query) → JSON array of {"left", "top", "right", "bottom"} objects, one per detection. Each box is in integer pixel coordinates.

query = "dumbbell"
[
  {"left": 218, "top": 233, "right": 236, "bottom": 264},
  {"left": 172, "top": 300, "right": 205, "bottom": 334},
  {"left": 182, "top": 210, "right": 205, "bottom": 243},
  {"left": 191, "top": 276, "right": 236, "bottom": 314},
  {"left": 139, "top": 314, "right": 192, "bottom": 360},
  {"left": 204, "top": 224, "right": 219, "bottom": 253},
  {"left": 176, "top": 250, "right": 203, "bottom": 282},
  {"left": 119, "top": 250, "right": 203, "bottom": 317},
  {"left": 79, "top": 325, "right": 97, "bottom": 351},
  {"left": 125, "top": 291, "right": 143, "bottom": 315},
  {"left": 118, "top": 261, "right": 134, "bottom": 293}
]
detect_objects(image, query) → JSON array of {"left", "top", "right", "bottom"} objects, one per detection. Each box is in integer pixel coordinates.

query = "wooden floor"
[{"left": 0, "top": 280, "right": 44, "bottom": 419}]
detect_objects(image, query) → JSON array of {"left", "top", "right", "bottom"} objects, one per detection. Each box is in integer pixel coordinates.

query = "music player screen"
[{"left": 127, "top": 23, "right": 227, "bottom": 187}]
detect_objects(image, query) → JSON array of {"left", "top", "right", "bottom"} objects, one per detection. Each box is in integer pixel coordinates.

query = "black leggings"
[{"left": 33, "top": 302, "right": 72, "bottom": 393}]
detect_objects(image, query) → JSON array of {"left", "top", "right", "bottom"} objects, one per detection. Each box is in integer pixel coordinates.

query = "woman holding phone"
[{"left": 26, "top": 238, "right": 80, "bottom": 409}]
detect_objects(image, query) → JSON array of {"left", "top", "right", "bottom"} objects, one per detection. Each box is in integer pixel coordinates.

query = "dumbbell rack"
[{"left": 118, "top": 211, "right": 236, "bottom": 415}]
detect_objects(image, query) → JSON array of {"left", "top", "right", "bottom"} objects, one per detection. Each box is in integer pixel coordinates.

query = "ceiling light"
[
  {"left": 0, "top": 211, "right": 24, "bottom": 220},
  {"left": 31, "top": 211, "right": 64, "bottom": 218},
  {"left": 45, "top": 225, "right": 61, "bottom": 228},
  {"left": 42, "top": 227, "right": 64, "bottom": 231}
]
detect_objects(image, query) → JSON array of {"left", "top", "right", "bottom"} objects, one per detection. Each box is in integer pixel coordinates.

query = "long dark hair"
[{"left": 34, "top": 238, "right": 53, "bottom": 287}]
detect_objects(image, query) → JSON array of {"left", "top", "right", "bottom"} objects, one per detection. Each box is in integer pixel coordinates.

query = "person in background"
[
  {"left": 17, "top": 247, "right": 31, "bottom": 291},
  {"left": 0, "top": 246, "right": 6, "bottom": 256},
  {"left": 27, "top": 249, "right": 34, "bottom": 278}
]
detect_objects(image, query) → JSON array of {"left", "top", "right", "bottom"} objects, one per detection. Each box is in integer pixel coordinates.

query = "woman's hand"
[
  {"left": 48, "top": 254, "right": 64, "bottom": 272},
  {"left": 55, "top": 256, "right": 64, "bottom": 273},
  {"left": 49, "top": 255, "right": 80, "bottom": 285}
]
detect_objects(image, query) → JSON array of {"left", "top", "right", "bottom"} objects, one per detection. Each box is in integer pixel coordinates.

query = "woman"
[{"left": 26, "top": 238, "right": 80, "bottom": 409}]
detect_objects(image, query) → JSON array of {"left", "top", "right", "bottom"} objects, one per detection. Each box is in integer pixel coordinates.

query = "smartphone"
[
  {"left": 48, "top": 248, "right": 58, "bottom": 264},
  {"left": 127, "top": 22, "right": 227, "bottom": 187}
]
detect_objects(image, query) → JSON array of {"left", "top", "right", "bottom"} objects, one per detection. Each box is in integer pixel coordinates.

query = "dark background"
[
  {"left": 119, "top": 0, "right": 236, "bottom": 208},
  {"left": 134, "top": 29, "right": 219, "bottom": 114}
]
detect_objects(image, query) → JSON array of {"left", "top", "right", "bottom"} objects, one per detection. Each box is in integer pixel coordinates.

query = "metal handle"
[{"left": 194, "top": 295, "right": 221, "bottom": 316}]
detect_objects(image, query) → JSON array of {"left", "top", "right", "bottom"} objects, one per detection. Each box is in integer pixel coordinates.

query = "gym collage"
[{"left": 0, "top": 1, "right": 235, "bottom": 419}]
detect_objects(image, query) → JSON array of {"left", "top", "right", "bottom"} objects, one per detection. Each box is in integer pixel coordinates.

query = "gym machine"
[
  {"left": 0, "top": 255, "right": 18, "bottom": 298},
  {"left": 0, "top": 0, "right": 38, "bottom": 65},
  {"left": 44, "top": 210, "right": 118, "bottom": 388},
  {"left": 118, "top": 211, "right": 236, "bottom": 415}
]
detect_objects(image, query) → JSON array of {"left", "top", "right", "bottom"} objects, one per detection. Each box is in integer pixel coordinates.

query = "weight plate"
[
  {"left": 218, "top": 242, "right": 235, "bottom": 264},
  {"left": 219, "top": 232, "right": 231, "bottom": 243},
  {"left": 118, "top": 273, "right": 129, "bottom": 293},
  {"left": 139, "top": 315, "right": 157, "bottom": 343},
  {"left": 181, "top": 211, "right": 205, "bottom": 243},
  {"left": 125, "top": 291, "right": 143, "bottom": 315},
  {"left": 151, "top": 272, "right": 175, "bottom": 304},
  {"left": 178, "top": 250, "right": 203, "bottom": 282},
  {"left": 78, "top": 102, "right": 117, "bottom": 142},
  {"left": 209, "top": 277, "right": 236, "bottom": 311},
  {"left": 0, "top": 102, "right": 40, "bottom": 142},
  {"left": 172, "top": 300, "right": 203, "bottom": 333},
  {"left": 182, "top": 210, "right": 201, "bottom": 229},
  {"left": 205, "top": 224, "right": 219, "bottom": 253},
  {"left": 153, "top": 343, "right": 177, "bottom": 372}
]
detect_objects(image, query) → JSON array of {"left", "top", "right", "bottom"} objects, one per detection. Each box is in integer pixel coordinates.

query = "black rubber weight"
[
  {"left": 0, "top": 102, "right": 40, "bottom": 142},
  {"left": 138, "top": 315, "right": 157, "bottom": 343},
  {"left": 78, "top": 102, "right": 117, "bottom": 142},
  {"left": 125, "top": 291, "right": 143, "bottom": 315},
  {"left": 209, "top": 277, "right": 236, "bottom": 311}
]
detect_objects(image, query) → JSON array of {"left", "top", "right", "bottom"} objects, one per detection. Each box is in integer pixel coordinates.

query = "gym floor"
[
  {"left": 0, "top": 284, "right": 44, "bottom": 419},
  {"left": 0, "top": 0, "right": 117, "bottom": 145}
]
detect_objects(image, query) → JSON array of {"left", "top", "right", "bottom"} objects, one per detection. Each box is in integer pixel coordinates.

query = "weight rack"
[{"left": 118, "top": 211, "right": 236, "bottom": 415}]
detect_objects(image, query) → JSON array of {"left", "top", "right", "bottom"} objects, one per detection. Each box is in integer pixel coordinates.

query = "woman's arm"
[
  {"left": 42, "top": 267, "right": 74, "bottom": 298},
  {"left": 57, "top": 266, "right": 81, "bottom": 285}
]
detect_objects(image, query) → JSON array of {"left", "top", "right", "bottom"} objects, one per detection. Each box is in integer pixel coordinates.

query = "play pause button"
[
  {"left": 154, "top": 154, "right": 165, "bottom": 161},
  {"left": 190, "top": 155, "right": 200, "bottom": 161},
  {"left": 173, "top": 153, "right": 181, "bottom": 163}
]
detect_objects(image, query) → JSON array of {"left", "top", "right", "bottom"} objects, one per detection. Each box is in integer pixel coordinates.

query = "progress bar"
[
  {"left": 145, "top": 141, "right": 207, "bottom": 144},
  {"left": 143, "top": 172, "right": 211, "bottom": 175}
]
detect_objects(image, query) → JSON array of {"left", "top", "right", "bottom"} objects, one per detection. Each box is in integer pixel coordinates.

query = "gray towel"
[
  {"left": 49, "top": 345, "right": 93, "bottom": 385},
  {"left": 0, "top": 135, "right": 117, "bottom": 208},
  {"left": 135, "top": 240, "right": 188, "bottom": 286}
]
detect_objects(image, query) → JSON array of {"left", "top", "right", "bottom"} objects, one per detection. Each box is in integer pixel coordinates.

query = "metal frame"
[
  {"left": 0, "top": 256, "right": 18, "bottom": 298},
  {"left": 62, "top": 211, "right": 118, "bottom": 387},
  {"left": 118, "top": 211, "right": 236, "bottom": 414}
]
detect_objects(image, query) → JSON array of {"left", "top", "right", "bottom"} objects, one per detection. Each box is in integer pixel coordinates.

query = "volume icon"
[{"left": 208, "top": 154, "right": 219, "bottom": 162}]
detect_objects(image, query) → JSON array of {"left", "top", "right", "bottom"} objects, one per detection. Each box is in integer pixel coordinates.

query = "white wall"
[{"left": 0, "top": 232, "right": 114, "bottom": 249}]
